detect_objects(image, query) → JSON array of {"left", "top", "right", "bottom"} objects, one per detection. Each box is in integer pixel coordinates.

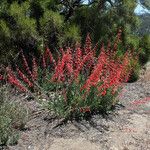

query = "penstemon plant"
[{"left": 4, "top": 31, "right": 138, "bottom": 119}]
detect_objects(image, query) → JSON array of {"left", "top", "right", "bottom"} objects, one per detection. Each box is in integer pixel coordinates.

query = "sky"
[
  {"left": 134, "top": 0, "right": 150, "bottom": 15},
  {"left": 83, "top": 0, "right": 150, "bottom": 15}
]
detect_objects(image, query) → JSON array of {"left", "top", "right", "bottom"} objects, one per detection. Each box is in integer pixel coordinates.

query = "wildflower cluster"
[
  {"left": 4, "top": 32, "right": 137, "bottom": 118},
  {"left": 6, "top": 67, "right": 27, "bottom": 92}
]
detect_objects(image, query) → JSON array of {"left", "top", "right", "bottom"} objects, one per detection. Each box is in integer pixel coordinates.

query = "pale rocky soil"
[{"left": 4, "top": 62, "right": 150, "bottom": 150}]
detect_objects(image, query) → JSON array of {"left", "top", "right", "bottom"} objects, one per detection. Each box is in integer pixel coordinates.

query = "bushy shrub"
[
  {"left": 4, "top": 33, "right": 138, "bottom": 119},
  {"left": 0, "top": 86, "right": 28, "bottom": 146},
  {"left": 139, "top": 35, "right": 150, "bottom": 65}
]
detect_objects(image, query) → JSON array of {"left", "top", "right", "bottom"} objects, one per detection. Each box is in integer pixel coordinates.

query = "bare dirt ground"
[{"left": 4, "top": 62, "right": 150, "bottom": 150}]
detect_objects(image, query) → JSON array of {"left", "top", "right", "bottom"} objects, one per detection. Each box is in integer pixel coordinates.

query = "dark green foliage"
[
  {"left": 47, "top": 78, "right": 118, "bottom": 120},
  {"left": 72, "top": 0, "right": 141, "bottom": 48},
  {"left": 139, "top": 34, "right": 150, "bottom": 64},
  {"left": 138, "top": 15, "right": 150, "bottom": 36},
  {"left": 37, "top": 68, "right": 64, "bottom": 92},
  {"left": 0, "top": 0, "right": 81, "bottom": 64},
  {"left": 128, "top": 61, "right": 141, "bottom": 82}
]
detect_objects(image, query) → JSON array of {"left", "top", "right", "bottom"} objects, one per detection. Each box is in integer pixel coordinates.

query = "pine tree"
[
  {"left": 72, "top": 0, "right": 141, "bottom": 50},
  {"left": 0, "top": 0, "right": 81, "bottom": 64}
]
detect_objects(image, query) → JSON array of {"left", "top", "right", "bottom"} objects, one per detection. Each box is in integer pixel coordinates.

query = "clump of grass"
[{"left": 0, "top": 86, "right": 28, "bottom": 146}]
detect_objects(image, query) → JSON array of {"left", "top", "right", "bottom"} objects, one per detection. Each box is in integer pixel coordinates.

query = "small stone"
[
  {"left": 123, "top": 147, "right": 129, "bottom": 150},
  {"left": 110, "top": 146, "right": 119, "bottom": 150}
]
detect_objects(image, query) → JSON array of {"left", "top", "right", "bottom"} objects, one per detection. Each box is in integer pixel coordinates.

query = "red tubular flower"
[
  {"left": 74, "top": 48, "right": 92, "bottom": 79},
  {"left": 65, "top": 48, "right": 73, "bottom": 76},
  {"left": 83, "top": 51, "right": 93, "bottom": 65},
  {"left": 101, "top": 90, "right": 106, "bottom": 96},
  {"left": 45, "top": 47, "right": 56, "bottom": 66},
  {"left": 0, "top": 74, "right": 3, "bottom": 80},
  {"left": 66, "top": 57, "right": 73, "bottom": 76},
  {"left": 100, "top": 63, "right": 122, "bottom": 91},
  {"left": 59, "top": 48, "right": 64, "bottom": 55},
  {"left": 6, "top": 67, "right": 16, "bottom": 79},
  {"left": 80, "top": 107, "right": 91, "bottom": 113},
  {"left": 44, "top": 47, "right": 49, "bottom": 61},
  {"left": 111, "top": 86, "right": 118, "bottom": 95},
  {"left": 74, "top": 51, "right": 93, "bottom": 80},
  {"left": 51, "top": 48, "right": 74, "bottom": 82},
  {"left": 92, "top": 43, "right": 98, "bottom": 57},
  {"left": 32, "top": 56, "right": 38, "bottom": 81},
  {"left": 85, "top": 51, "right": 95, "bottom": 72},
  {"left": 84, "top": 33, "right": 92, "bottom": 54},
  {"left": 6, "top": 67, "right": 27, "bottom": 92},
  {"left": 85, "top": 107, "right": 91, "bottom": 112},
  {"left": 51, "top": 55, "right": 65, "bottom": 82},
  {"left": 74, "top": 47, "right": 82, "bottom": 70},
  {"left": 131, "top": 97, "right": 150, "bottom": 106},
  {"left": 82, "top": 48, "right": 108, "bottom": 91},
  {"left": 73, "top": 43, "right": 96, "bottom": 81},
  {"left": 98, "top": 50, "right": 131, "bottom": 93},
  {"left": 42, "top": 54, "right": 46, "bottom": 69},
  {"left": 21, "top": 50, "right": 33, "bottom": 79},
  {"left": 16, "top": 66, "right": 33, "bottom": 87},
  {"left": 80, "top": 107, "right": 83, "bottom": 112},
  {"left": 73, "top": 62, "right": 83, "bottom": 80}
]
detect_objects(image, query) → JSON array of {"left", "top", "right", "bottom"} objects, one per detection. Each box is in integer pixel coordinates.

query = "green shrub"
[
  {"left": 139, "top": 34, "right": 150, "bottom": 65},
  {"left": 0, "top": 86, "right": 28, "bottom": 146},
  {"left": 128, "top": 61, "right": 141, "bottom": 82}
]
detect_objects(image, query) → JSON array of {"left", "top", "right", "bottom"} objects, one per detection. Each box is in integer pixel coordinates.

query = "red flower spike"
[
  {"left": 32, "top": 56, "right": 38, "bottom": 81},
  {"left": 44, "top": 47, "right": 49, "bottom": 61},
  {"left": 80, "top": 107, "right": 91, "bottom": 113},
  {"left": 59, "top": 48, "right": 64, "bottom": 55},
  {"left": 80, "top": 108, "right": 83, "bottom": 113},
  {"left": 6, "top": 67, "right": 27, "bottom": 92},
  {"left": 51, "top": 54, "right": 66, "bottom": 82},
  {"left": 21, "top": 50, "right": 33, "bottom": 79},
  {"left": 74, "top": 47, "right": 82, "bottom": 70},
  {"left": 85, "top": 107, "right": 91, "bottom": 112},
  {"left": 16, "top": 66, "right": 33, "bottom": 87},
  {"left": 42, "top": 54, "right": 46, "bottom": 69},
  {"left": 52, "top": 48, "right": 74, "bottom": 81},
  {"left": 0, "top": 74, "right": 3, "bottom": 81},
  {"left": 82, "top": 49, "right": 108, "bottom": 91},
  {"left": 92, "top": 43, "right": 98, "bottom": 57},
  {"left": 45, "top": 47, "right": 56, "bottom": 66},
  {"left": 85, "top": 33, "right": 92, "bottom": 54},
  {"left": 74, "top": 51, "right": 93, "bottom": 81},
  {"left": 66, "top": 48, "right": 74, "bottom": 76}
]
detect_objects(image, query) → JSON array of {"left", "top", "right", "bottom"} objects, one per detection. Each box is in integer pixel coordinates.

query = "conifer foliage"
[{"left": 0, "top": 0, "right": 81, "bottom": 64}]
